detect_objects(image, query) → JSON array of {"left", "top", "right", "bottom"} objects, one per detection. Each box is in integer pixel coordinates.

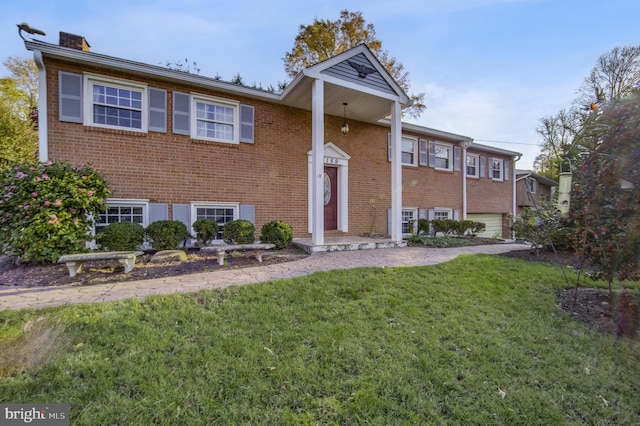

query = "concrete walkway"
[{"left": 0, "top": 243, "right": 530, "bottom": 311}]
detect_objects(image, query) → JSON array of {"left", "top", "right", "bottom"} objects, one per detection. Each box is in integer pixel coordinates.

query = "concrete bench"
[
  {"left": 200, "top": 243, "right": 276, "bottom": 266},
  {"left": 57, "top": 251, "right": 144, "bottom": 277}
]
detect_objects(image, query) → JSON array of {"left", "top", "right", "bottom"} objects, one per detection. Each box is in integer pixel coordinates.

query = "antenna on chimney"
[{"left": 17, "top": 23, "right": 46, "bottom": 41}]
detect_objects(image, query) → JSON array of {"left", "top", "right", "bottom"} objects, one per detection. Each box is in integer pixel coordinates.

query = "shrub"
[
  {"left": 407, "top": 235, "right": 473, "bottom": 248},
  {"left": 469, "top": 221, "right": 486, "bottom": 237},
  {"left": 260, "top": 221, "right": 293, "bottom": 248},
  {"left": 0, "top": 161, "right": 110, "bottom": 263},
  {"left": 192, "top": 218, "right": 219, "bottom": 247},
  {"left": 145, "top": 220, "right": 190, "bottom": 250},
  {"left": 417, "top": 218, "right": 429, "bottom": 236},
  {"left": 223, "top": 219, "right": 255, "bottom": 244},
  {"left": 95, "top": 222, "right": 144, "bottom": 251},
  {"left": 430, "top": 219, "right": 458, "bottom": 236},
  {"left": 510, "top": 205, "right": 568, "bottom": 253},
  {"left": 456, "top": 220, "right": 485, "bottom": 237}
]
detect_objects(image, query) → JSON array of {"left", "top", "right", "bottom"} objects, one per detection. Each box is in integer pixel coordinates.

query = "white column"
[
  {"left": 311, "top": 79, "right": 325, "bottom": 245},
  {"left": 390, "top": 101, "right": 403, "bottom": 242}
]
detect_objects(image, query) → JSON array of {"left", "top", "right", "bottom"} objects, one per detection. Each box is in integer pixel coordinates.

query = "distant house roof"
[{"left": 516, "top": 170, "right": 558, "bottom": 187}]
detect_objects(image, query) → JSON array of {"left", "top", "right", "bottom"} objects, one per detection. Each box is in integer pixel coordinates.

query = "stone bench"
[
  {"left": 200, "top": 243, "right": 276, "bottom": 266},
  {"left": 57, "top": 251, "right": 144, "bottom": 277}
]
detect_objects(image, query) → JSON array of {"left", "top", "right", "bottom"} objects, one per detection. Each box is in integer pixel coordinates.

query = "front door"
[{"left": 324, "top": 166, "right": 338, "bottom": 230}]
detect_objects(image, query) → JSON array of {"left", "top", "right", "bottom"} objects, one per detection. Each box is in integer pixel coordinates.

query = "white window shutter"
[
  {"left": 454, "top": 146, "right": 461, "bottom": 171},
  {"left": 419, "top": 139, "right": 428, "bottom": 166},
  {"left": 480, "top": 156, "right": 486, "bottom": 178},
  {"left": 504, "top": 160, "right": 510, "bottom": 181}
]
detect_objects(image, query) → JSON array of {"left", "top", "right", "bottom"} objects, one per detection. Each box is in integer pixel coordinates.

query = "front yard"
[{"left": 1, "top": 254, "right": 638, "bottom": 424}]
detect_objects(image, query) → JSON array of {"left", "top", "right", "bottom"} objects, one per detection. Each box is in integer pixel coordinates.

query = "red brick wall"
[
  {"left": 466, "top": 149, "right": 514, "bottom": 214},
  {"left": 44, "top": 57, "right": 514, "bottom": 238}
]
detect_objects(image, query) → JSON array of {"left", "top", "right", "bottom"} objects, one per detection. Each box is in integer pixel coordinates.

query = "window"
[
  {"left": 433, "top": 209, "right": 452, "bottom": 221},
  {"left": 402, "top": 208, "right": 417, "bottom": 235},
  {"left": 84, "top": 75, "right": 147, "bottom": 131},
  {"left": 434, "top": 142, "right": 452, "bottom": 170},
  {"left": 94, "top": 199, "right": 149, "bottom": 234},
  {"left": 192, "top": 203, "right": 239, "bottom": 241},
  {"left": 526, "top": 177, "right": 537, "bottom": 193},
  {"left": 491, "top": 158, "right": 504, "bottom": 181},
  {"left": 192, "top": 95, "right": 239, "bottom": 143},
  {"left": 466, "top": 154, "right": 479, "bottom": 177},
  {"left": 401, "top": 137, "right": 417, "bottom": 166}
]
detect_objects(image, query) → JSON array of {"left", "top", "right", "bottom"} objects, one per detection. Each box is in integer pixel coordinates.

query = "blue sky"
[{"left": 2, "top": 0, "right": 638, "bottom": 168}]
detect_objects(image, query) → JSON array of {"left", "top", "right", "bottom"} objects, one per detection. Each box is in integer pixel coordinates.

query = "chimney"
[{"left": 59, "top": 32, "right": 90, "bottom": 51}]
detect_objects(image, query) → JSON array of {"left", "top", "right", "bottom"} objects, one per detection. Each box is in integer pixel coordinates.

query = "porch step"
[{"left": 293, "top": 238, "right": 407, "bottom": 254}]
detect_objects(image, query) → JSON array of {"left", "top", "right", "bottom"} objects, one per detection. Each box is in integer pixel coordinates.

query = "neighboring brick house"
[
  {"left": 25, "top": 32, "right": 521, "bottom": 247},
  {"left": 515, "top": 170, "right": 557, "bottom": 215}
]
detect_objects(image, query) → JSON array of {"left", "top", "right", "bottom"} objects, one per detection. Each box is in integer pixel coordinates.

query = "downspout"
[
  {"left": 512, "top": 154, "right": 521, "bottom": 238},
  {"left": 33, "top": 50, "right": 48, "bottom": 162}
]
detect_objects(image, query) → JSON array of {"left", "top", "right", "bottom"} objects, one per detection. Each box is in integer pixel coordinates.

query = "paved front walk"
[{"left": 0, "top": 243, "right": 529, "bottom": 311}]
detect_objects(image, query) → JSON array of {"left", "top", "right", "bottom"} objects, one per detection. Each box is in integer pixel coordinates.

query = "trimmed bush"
[
  {"left": 95, "top": 222, "right": 144, "bottom": 251},
  {"left": 469, "top": 221, "right": 486, "bottom": 237},
  {"left": 417, "top": 218, "right": 429, "bottom": 236},
  {"left": 260, "top": 221, "right": 293, "bottom": 249},
  {"left": 145, "top": 220, "right": 190, "bottom": 250},
  {"left": 430, "top": 219, "right": 458, "bottom": 236},
  {"left": 223, "top": 219, "right": 255, "bottom": 244},
  {"left": 193, "top": 218, "right": 218, "bottom": 247}
]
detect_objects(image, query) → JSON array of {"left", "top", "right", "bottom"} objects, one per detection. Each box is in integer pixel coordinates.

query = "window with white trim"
[
  {"left": 466, "top": 154, "right": 479, "bottom": 178},
  {"left": 192, "top": 95, "right": 239, "bottom": 144},
  {"left": 84, "top": 75, "right": 147, "bottom": 131},
  {"left": 191, "top": 203, "right": 239, "bottom": 242},
  {"left": 526, "top": 177, "right": 537, "bottom": 193},
  {"left": 401, "top": 137, "right": 418, "bottom": 166},
  {"left": 402, "top": 208, "right": 417, "bottom": 235},
  {"left": 491, "top": 158, "right": 504, "bottom": 181},
  {"left": 434, "top": 142, "right": 453, "bottom": 170},
  {"left": 94, "top": 199, "right": 149, "bottom": 234},
  {"left": 433, "top": 209, "right": 452, "bottom": 221}
]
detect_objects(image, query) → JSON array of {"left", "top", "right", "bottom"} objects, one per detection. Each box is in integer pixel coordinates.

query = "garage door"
[{"left": 467, "top": 214, "right": 503, "bottom": 238}]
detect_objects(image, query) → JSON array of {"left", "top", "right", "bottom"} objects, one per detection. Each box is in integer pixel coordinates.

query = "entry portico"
[{"left": 280, "top": 44, "right": 412, "bottom": 245}]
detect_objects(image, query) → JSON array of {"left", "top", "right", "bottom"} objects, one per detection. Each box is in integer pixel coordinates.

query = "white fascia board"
[
  {"left": 379, "top": 119, "right": 474, "bottom": 144},
  {"left": 468, "top": 142, "right": 521, "bottom": 158},
  {"left": 25, "top": 40, "right": 280, "bottom": 102}
]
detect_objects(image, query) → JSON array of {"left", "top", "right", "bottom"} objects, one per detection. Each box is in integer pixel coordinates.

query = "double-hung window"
[
  {"left": 491, "top": 158, "right": 504, "bottom": 181},
  {"left": 466, "top": 154, "right": 479, "bottom": 177},
  {"left": 433, "top": 209, "right": 452, "bottom": 221},
  {"left": 94, "top": 199, "right": 149, "bottom": 235},
  {"left": 401, "top": 137, "right": 418, "bottom": 166},
  {"left": 192, "top": 203, "right": 239, "bottom": 241},
  {"left": 434, "top": 142, "right": 452, "bottom": 170},
  {"left": 192, "top": 95, "right": 239, "bottom": 144},
  {"left": 402, "top": 208, "right": 417, "bottom": 235},
  {"left": 527, "top": 177, "right": 537, "bottom": 193},
  {"left": 85, "top": 75, "right": 147, "bottom": 131}
]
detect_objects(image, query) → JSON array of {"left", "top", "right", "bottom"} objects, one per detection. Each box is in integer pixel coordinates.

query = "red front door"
[{"left": 324, "top": 166, "right": 338, "bottom": 230}]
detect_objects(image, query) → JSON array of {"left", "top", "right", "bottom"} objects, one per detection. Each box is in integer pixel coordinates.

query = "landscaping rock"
[{"left": 150, "top": 250, "right": 187, "bottom": 263}]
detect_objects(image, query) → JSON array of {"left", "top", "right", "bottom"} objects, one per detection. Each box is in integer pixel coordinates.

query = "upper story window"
[
  {"left": 466, "top": 154, "right": 479, "bottom": 178},
  {"left": 192, "top": 95, "right": 239, "bottom": 143},
  {"left": 434, "top": 142, "right": 452, "bottom": 170},
  {"left": 527, "top": 177, "right": 537, "bottom": 193},
  {"left": 401, "top": 137, "right": 418, "bottom": 166},
  {"left": 491, "top": 158, "right": 504, "bottom": 181},
  {"left": 84, "top": 75, "right": 147, "bottom": 132}
]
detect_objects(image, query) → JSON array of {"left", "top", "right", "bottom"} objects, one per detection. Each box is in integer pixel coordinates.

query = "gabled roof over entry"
[{"left": 281, "top": 44, "right": 412, "bottom": 124}]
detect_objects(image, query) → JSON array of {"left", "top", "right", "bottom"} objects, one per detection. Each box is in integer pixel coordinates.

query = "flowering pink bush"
[{"left": 0, "top": 161, "right": 111, "bottom": 263}]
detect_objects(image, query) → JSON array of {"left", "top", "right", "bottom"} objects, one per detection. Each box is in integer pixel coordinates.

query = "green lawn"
[{"left": 1, "top": 254, "right": 639, "bottom": 425}]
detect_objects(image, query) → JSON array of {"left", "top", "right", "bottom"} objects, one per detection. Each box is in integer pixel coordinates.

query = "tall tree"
[
  {"left": 1, "top": 56, "right": 38, "bottom": 120},
  {"left": 0, "top": 56, "right": 38, "bottom": 166},
  {"left": 533, "top": 109, "right": 581, "bottom": 180},
  {"left": 283, "top": 10, "right": 426, "bottom": 119}
]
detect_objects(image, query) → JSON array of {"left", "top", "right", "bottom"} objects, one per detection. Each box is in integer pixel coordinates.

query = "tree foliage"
[
  {"left": 569, "top": 88, "right": 640, "bottom": 295},
  {"left": 283, "top": 10, "right": 426, "bottom": 119},
  {"left": 0, "top": 161, "right": 111, "bottom": 263},
  {"left": 0, "top": 56, "right": 38, "bottom": 165},
  {"left": 534, "top": 45, "right": 640, "bottom": 175}
]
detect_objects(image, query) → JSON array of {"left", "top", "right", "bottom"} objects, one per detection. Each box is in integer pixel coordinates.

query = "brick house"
[
  {"left": 515, "top": 170, "right": 557, "bottom": 215},
  {"left": 25, "top": 33, "right": 520, "bottom": 247}
]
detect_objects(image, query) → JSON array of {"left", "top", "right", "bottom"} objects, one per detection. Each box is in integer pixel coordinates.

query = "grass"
[{"left": 1, "top": 254, "right": 639, "bottom": 425}]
